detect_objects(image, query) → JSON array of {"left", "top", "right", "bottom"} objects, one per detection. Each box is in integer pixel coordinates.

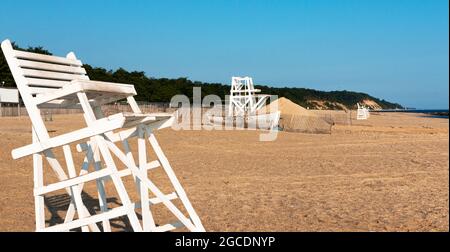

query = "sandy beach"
[{"left": 0, "top": 111, "right": 448, "bottom": 231}]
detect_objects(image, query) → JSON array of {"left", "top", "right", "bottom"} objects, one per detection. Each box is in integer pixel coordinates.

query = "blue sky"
[{"left": 1, "top": 0, "right": 448, "bottom": 108}]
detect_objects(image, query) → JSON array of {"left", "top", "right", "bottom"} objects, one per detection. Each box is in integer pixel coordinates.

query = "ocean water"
[{"left": 376, "top": 109, "right": 449, "bottom": 118}]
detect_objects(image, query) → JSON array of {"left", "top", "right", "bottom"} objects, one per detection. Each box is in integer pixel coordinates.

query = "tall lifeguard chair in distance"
[{"left": 228, "top": 76, "right": 269, "bottom": 116}]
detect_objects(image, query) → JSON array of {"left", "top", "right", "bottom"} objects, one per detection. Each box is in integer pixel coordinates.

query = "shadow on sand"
[{"left": 43, "top": 192, "right": 141, "bottom": 231}]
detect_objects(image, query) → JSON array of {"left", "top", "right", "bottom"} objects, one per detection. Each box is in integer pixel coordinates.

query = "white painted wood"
[
  {"left": 73, "top": 80, "right": 137, "bottom": 95},
  {"left": 13, "top": 49, "right": 83, "bottom": 66},
  {"left": 77, "top": 91, "right": 143, "bottom": 231},
  {"left": 43, "top": 149, "right": 70, "bottom": 181},
  {"left": 127, "top": 96, "right": 142, "bottom": 113},
  {"left": 84, "top": 136, "right": 111, "bottom": 232},
  {"left": 22, "top": 68, "right": 88, "bottom": 81},
  {"left": 63, "top": 145, "right": 91, "bottom": 232},
  {"left": 33, "top": 80, "right": 136, "bottom": 107},
  {"left": 12, "top": 114, "right": 126, "bottom": 159},
  {"left": 121, "top": 139, "right": 138, "bottom": 183},
  {"left": 63, "top": 136, "right": 95, "bottom": 226},
  {"left": 34, "top": 168, "right": 112, "bottom": 196},
  {"left": 3, "top": 39, "right": 137, "bottom": 232},
  {"left": 103, "top": 139, "right": 197, "bottom": 231},
  {"left": 99, "top": 160, "right": 160, "bottom": 180},
  {"left": 39, "top": 205, "right": 131, "bottom": 232},
  {"left": 138, "top": 126, "right": 156, "bottom": 231},
  {"left": 74, "top": 113, "right": 174, "bottom": 146},
  {"left": 145, "top": 127, "right": 205, "bottom": 231},
  {"left": 96, "top": 135, "right": 143, "bottom": 232},
  {"left": 90, "top": 106, "right": 139, "bottom": 231},
  {"left": 18, "top": 59, "right": 87, "bottom": 74},
  {"left": 75, "top": 98, "right": 200, "bottom": 232},
  {"left": 146, "top": 160, "right": 161, "bottom": 170},
  {"left": 2, "top": 39, "right": 50, "bottom": 141},
  {"left": 43, "top": 149, "right": 100, "bottom": 232},
  {"left": 134, "top": 192, "right": 178, "bottom": 209},
  {"left": 32, "top": 128, "right": 45, "bottom": 231},
  {"left": 64, "top": 139, "right": 111, "bottom": 232},
  {"left": 228, "top": 76, "right": 269, "bottom": 116},
  {"left": 3, "top": 38, "right": 204, "bottom": 232}
]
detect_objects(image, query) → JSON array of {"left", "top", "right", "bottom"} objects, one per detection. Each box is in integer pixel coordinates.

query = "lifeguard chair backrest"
[
  {"left": 231, "top": 77, "right": 254, "bottom": 92},
  {"left": 1, "top": 39, "right": 89, "bottom": 141}
]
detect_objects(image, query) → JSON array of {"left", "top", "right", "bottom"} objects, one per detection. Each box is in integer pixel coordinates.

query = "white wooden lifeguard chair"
[
  {"left": 2, "top": 39, "right": 204, "bottom": 232},
  {"left": 356, "top": 103, "right": 370, "bottom": 120},
  {"left": 228, "top": 77, "right": 269, "bottom": 116}
]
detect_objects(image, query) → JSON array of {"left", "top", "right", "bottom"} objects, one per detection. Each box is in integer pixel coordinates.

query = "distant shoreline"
[{"left": 374, "top": 109, "right": 449, "bottom": 118}]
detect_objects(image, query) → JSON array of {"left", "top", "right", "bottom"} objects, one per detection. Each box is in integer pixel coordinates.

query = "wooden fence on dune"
[
  {"left": 1, "top": 103, "right": 353, "bottom": 131},
  {"left": 0, "top": 102, "right": 173, "bottom": 117}
]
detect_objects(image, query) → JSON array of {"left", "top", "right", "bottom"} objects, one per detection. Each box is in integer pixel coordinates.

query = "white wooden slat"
[
  {"left": 33, "top": 83, "right": 82, "bottom": 105},
  {"left": 62, "top": 145, "right": 91, "bottom": 232},
  {"left": 11, "top": 114, "right": 126, "bottom": 159},
  {"left": 72, "top": 80, "right": 137, "bottom": 95},
  {"left": 146, "top": 160, "right": 161, "bottom": 170},
  {"left": 22, "top": 69, "right": 88, "bottom": 81},
  {"left": 134, "top": 192, "right": 178, "bottom": 209},
  {"left": 4, "top": 39, "right": 205, "bottom": 233},
  {"left": 13, "top": 49, "right": 83, "bottom": 66},
  {"left": 92, "top": 144, "right": 113, "bottom": 232},
  {"left": 146, "top": 128, "right": 206, "bottom": 231},
  {"left": 32, "top": 129, "right": 45, "bottom": 231},
  {"left": 81, "top": 115, "right": 173, "bottom": 145},
  {"left": 78, "top": 92, "right": 143, "bottom": 232},
  {"left": 42, "top": 149, "right": 101, "bottom": 232},
  {"left": 26, "top": 77, "right": 70, "bottom": 88},
  {"left": 104, "top": 140, "right": 198, "bottom": 231},
  {"left": 127, "top": 96, "right": 142, "bottom": 113},
  {"left": 1, "top": 40, "right": 51, "bottom": 141},
  {"left": 94, "top": 160, "right": 160, "bottom": 181},
  {"left": 34, "top": 168, "right": 113, "bottom": 196},
  {"left": 77, "top": 130, "right": 112, "bottom": 232},
  {"left": 38, "top": 206, "right": 131, "bottom": 232},
  {"left": 79, "top": 138, "right": 160, "bottom": 180},
  {"left": 33, "top": 80, "right": 136, "bottom": 106},
  {"left": 138, "top": 126, "right": 154, "bottom": 231},
  {"left": 63, "top": 141, "right": 110, "bottom": 232},
  {"left": 18, "top": 59, "right": 87, "bottom": 74}
]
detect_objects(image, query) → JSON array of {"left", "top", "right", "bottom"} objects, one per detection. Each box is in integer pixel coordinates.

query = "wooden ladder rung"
[
  {"left": 134, "top": 192, "right": 178, "bottom": 209},
  {"left": 34, "top": 168, "right": 113, "bottom": 196},
  {"left": 146, "top": 160, "right": 160, "bottom": 170},
  {"left": 37, "top": 205, "right": 131, "bottom": 232},
  {"left": 102, "top": 160, "right": 160, "bottom": 180}
]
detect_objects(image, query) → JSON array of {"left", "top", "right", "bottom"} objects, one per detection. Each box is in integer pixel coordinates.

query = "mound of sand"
[
  {"left": 259, "top": 97, "right": 333, "bottom": 133},
  {"left": 258, "top": 97, "right": 311, "bottom": 116}
]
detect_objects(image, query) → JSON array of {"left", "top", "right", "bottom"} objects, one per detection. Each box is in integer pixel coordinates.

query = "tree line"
[{"left": 0, "top": 42, "right": 403, "bottom": 109}]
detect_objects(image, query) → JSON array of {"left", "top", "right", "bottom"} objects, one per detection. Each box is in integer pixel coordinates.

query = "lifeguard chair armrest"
[
  {"left": 76, "top": 113, "right": 175, "bottom": 152},
  {"left": 34, "top": 79, "right": 137, "bottom": 105},
  {"left": 11, "top": 113, "right": 127, "bottom": 159},
  {"left": 72, "top": 80, "right": 137, "bottom": 95}
]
